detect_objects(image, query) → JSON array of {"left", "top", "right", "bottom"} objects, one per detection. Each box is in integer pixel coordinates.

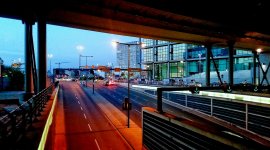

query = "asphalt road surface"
[{"left": 59, "top": 82, "right": 130, "bottom": 150}]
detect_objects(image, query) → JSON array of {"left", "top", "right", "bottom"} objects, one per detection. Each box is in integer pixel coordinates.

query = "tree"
[{"left": 3, "top": 66, "right": 24, "bottom": 91}]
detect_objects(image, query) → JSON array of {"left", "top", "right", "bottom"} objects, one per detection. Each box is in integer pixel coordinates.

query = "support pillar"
[
  {"left": 253, "top": 52, "right": 257, "bottom": 85},
  {"left": 25, "top": 22, "right": 32, "bottom": 95},
  {"left": 228, "top": 41, "right": 235, "bottom": 85},
  {"left": 205, "top": 44, "right": 212, "bottom": 86},
  {"left": 38, "top": 17, "right": 47, "bottom": 92}
]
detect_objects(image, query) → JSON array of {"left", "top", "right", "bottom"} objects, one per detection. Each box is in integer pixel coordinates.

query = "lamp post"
[
  {"left": 112, "top": 41, "right": 145, "bottom": 128},
  {"left": 256, "top": 48, "right": 262, "bottom": 85},
  {"left": 79, "top": 55, "right": 93, "bottom": 69}
]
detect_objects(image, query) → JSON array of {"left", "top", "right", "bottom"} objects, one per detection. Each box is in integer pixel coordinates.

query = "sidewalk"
[{"left": 82, "top": 85, "right": 145, "bottom": 150}]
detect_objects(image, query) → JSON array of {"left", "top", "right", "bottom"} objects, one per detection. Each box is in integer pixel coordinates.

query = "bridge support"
[
  {"left": 205, "top": 44, "right": 212, "bottom": 86},
  {"left": 253, "top": 51, "right": 257, "bottom": 85},
  {"left": 228, "top": 41, "right": 235, "bottom": 85},
  {"left": 24, "top": 21, "right": 33, "bottom": 98},
  {"left": 38, "top": 17, "right": 47, "bottom": 92}
]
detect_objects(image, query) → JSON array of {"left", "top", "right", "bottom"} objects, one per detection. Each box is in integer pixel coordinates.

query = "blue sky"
[{"left": 0, "top": 17, "right": 138, "bottom": 71}]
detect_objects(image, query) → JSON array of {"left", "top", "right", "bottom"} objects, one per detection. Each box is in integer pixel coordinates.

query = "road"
[
  {"left": 59, "top": 82, "right": 130, "bottom": 150},
  {"left": 94, "top": 81, "right": 187, "bottom": 127}
]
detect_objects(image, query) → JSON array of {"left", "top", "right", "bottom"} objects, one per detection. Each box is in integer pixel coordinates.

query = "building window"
[
  {"left": 157, "top": 40, "right": 168, "bottom": 45},
  {"left": 154, "top": 63, "right": 168, "bottom": 80},
  {"left": 142, "top": 48, "right": 153, "bottom": 62},
  {"left": 170, "top": 61, "right": 185, "bottom": 78},
  {"left": 157, "top": 46, "right": 168, "bottom": 61},
  {"left": 172, "top": 44, "right": 185, "bottom": 60},
  {"left": 141, "top": 38, "right": 154, "bottom": 47},
  {"left": 236, "top": 49, "right": 252, "bottom": 55}
]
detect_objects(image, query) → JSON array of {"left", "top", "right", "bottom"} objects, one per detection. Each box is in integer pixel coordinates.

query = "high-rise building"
[{"left": 116, "top": 41, "right": 141, "bottom": 69}]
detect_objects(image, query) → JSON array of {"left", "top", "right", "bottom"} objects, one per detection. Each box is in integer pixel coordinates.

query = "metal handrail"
[{"left": 0, "top": 84, "right": 56, "bottom": 140}]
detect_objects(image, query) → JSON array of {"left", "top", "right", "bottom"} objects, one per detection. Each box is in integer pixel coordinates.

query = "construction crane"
[{"left": 55, "top": 62, "right": 69, "bottom": 69}]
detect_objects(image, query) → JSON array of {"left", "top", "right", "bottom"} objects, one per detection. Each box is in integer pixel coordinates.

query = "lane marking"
[
  {"left": 83, "top": 113, "right": 87, "bottom": 119},
  {"left": 76, "top": 96, "right": 78, "bottom": 99},
  {"left": 78, "top": 101, "right": 80, "bottom": 104},
  {"left": 88, "top": 123, "right": 92, "bottom": 131},
  {"left": 135, "top": 109, "right": 141, "bottom": 113},
  {"left": 95, "top": 139, "right": 101, "bottom": 150},
  {"left": 80, "top": 106, "right": 83, "bottom": 111}
]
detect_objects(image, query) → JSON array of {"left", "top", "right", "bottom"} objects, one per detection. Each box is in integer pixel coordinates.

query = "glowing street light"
[{"left": 112, "top": 40, "right": 145, "bottom": 128}]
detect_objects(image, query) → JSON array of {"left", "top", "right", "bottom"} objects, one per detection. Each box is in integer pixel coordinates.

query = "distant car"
[{"left": 104, "top": 79, "right": 114, "bottom": 86}]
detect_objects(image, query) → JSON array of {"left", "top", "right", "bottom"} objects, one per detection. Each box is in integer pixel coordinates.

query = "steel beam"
[{"left": 228, "top": 41, "right": 235, "bottom": 85}]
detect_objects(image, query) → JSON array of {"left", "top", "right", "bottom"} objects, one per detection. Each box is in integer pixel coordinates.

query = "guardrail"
[
  {"left": 149, "top": 86, "right": 270, "bottom": 138},
  {"left": 0, "top": 83, "right": 56, "bottom": 142}
]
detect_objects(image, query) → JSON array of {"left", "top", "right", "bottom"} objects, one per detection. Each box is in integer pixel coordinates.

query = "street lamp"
[
  {"left": 79, "top": 55, "right": 93, "bottom": 69},
  {"left": 112, "top": 41, "right": 145, "bottom": 128},
  {"left": 256, "top": 48, "right": 262, "bottom": 85}
]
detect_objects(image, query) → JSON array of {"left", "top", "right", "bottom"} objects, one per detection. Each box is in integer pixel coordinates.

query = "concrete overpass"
[{"left": 0, "top": 0, "right": 270, "bottom": 92}]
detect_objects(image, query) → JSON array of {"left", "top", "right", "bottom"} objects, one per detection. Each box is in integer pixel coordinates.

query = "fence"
[
  {"left": 0, "top": 84, "right": 56, "bottom": 142},
  {"left": 144, "top": 89, "right": 270, "bottom": 138}
]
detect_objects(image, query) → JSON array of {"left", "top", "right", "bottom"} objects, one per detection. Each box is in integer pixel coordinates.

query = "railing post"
[
  {"left": 246, "top": 104, "right": 248, "bottom": 130},
  {"left": 27, "top": 101, "right": 33, "bottom": 125},
  {"left": 9, "top": 112, "right": 16, "bottom": 139},
  {"left": 211, "top": 98, "right": 213, "bottom": 116},
  {"left": 157, "top": 88, "right": 163, "bottom": 113}
]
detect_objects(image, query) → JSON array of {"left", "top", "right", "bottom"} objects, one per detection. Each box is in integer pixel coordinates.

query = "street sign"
[
  {"left": 128, "top": 68, "right": 141, "bottom": 72},
  {"left": 114, "top": 68, "right": 121, "bottom": 72}
]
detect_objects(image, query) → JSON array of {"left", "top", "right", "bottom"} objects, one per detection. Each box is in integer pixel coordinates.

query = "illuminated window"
[
  {"left": 172, "top": 44, "right": 186, "bottom": 60},
  {"left": 157, "top": 46, "right": 168, "bottom": 61},
  {"left": 141, "top": 38, "right": 154, "bottom": 47},
  {"left": 142, "top": 48, "right": 153, "bottom": 62}
]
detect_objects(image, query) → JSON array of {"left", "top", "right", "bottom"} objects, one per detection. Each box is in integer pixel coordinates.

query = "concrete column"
[
  {"left": 228, "top": 41, "right": 235, "bottom": 85},
  {"left": 253, "top": 51, "right": 257, "bottom": 85},
  {"left": 25, "top": 22, "right": 32, "bottom": 95},
  {"left": 205, "top": 44, "right": 212, "bottom": 86},
  {"left": 38, "top": 17, "right": 47, "bottom": 92}
]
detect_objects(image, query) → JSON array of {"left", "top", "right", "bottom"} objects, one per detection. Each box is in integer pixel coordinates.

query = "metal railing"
[
  {"left": 0, "top": 84, "right": 56, "bottom": 141},
  {"left": 144, "top": 86, "right": 270, "bottom": 138}
]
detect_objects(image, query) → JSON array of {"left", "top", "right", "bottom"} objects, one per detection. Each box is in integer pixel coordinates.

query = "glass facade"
[
  {"left": 116, "top": 41, "right": 141, "bottom": 69},
  {"left": 139, "top": 38, "right": 254, "bottom": 82},
  {"left": 154, "top": 63, "right": 168, "bottom": 80},
  {"left": 170, "top": 62, "right": 185, "bottom": 78},
  {"left": 142, "top": 38, "right": 153, "bottom": 47},
  {"left": 157, "top": 46, "right": 168, "bottom": 61},
  {"left": 171, "top": 44, "right": 186, "bottom": 60},
  {"left": 142, "top": 48, "right": 153, "bottom": 62},
  {"left": 157, "top": 40, "right": 168, "bottom": 45}
]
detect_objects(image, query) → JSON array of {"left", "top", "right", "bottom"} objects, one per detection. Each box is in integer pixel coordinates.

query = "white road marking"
[
  {"left": 80, "top": 106, "right": 83, "bottom": 111},
  {"left": 95, "top": 139, "right": 101, "bottom": 150},
  {"left": 84, "top": 113, "right": 87, "bottom": 119},
  {"left": 88, "top": 124, "right": 92, "bottom": 131},
  {"left": 135, "top": 109, "right": 141, "bottom": 113},
  {"left": 78, "top": 101, "right": 80, "bottom": 104},
  {"left": 76, "top": 96, "right": 78, "bottom": 99}
]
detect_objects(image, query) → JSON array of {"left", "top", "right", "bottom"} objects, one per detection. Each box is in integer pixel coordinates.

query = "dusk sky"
[{"left": 0, "top": 17, "right": 138, "bottom": 71}]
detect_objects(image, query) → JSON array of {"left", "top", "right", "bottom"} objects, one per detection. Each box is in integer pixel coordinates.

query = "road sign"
[
  {"left": 114, "top": 68, "right": 121, "bottom": 72},
  {"left": 128, "top": 68, "right": 141, "bottom": 72}
]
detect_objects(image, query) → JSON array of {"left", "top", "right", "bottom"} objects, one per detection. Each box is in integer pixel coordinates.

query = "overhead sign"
[
  {"left": 128, "top": 68, "right": 141, "bottom": 72},
  {"left": 114, "top": 68, "right": 121, "bottom": 72},
  {"left": 98, "top": 66, "right": 110, "bottom": 72}
]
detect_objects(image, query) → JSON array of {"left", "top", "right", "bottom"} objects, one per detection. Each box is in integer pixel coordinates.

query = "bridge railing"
[
  {"left": 0, "top": 83, "right": 56, "bottom": 141},
  {"left": 148, "top": 86, "right": 270, "bottom": 138}
]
